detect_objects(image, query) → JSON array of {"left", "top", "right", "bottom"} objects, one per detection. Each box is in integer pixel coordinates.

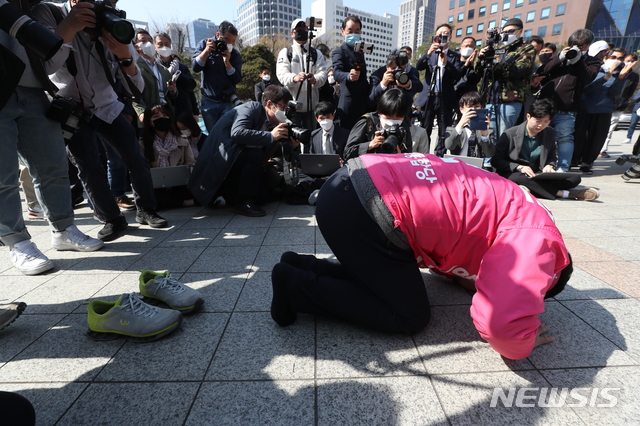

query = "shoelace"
[
  {"left": 121, "top": 293, "right": 158, "bottom": 318},
  {"left": 151, "top": 275, "right": 186, "bottom": 295},
  {"left": 13, "top": 243, "right": 46, "bottom": 261},
  {"left": 60, "top": 225, "right": 91, "bottom": 243}
]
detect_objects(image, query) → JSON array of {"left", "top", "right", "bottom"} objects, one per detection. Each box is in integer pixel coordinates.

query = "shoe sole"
[
  {"left": 0, "top": 302, "right": 27, "bottom": 331},
  {"left": 86, "top": 315, "right": 183, "bottom": 342},
  {"left": 18, "top": 260, "right": 55, "bottom": 276},
  {"left": 98, "top": 223, "right": 129, "bottom": 242},
  {"left": 52, "top": 241, "right": 105, "bottom": 252},
  {"left": 135, "top": 217, "right": 168, "bottom": 228},
  {"left": 232, "top": 208, "right": 266, "bottom": 217},
  {"left": 141, "top": 295, "right": 205, "bottom": 315}
]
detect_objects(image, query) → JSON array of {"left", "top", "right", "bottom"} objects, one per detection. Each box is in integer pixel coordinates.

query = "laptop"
[
  {"left": 299, "top": 154, "right": 342, "bottom": 176},
  {"left": 443, "top": 154, "right": 485, "bottom": 168},
  {"left": 150, "top": 165, "right": 191, "bottom": 189}
]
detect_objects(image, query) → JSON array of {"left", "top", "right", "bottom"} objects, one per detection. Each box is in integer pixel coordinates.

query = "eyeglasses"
[
  {"left": 610, "top": 55, "right": 623, "bottom": 60},
  {"left": 275, "top": 103, "right": 288, "bottom": 110}
]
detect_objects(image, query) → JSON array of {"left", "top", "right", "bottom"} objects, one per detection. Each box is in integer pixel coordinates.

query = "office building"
[
  {"left": 236, "top": 0, "right": 303, "bottom": 47},
  {"left": 399, "top": 0, "right": 436, "bottom": 53},
  {"left": 186, "top": 19, "right": 218, "bottom": 52}
]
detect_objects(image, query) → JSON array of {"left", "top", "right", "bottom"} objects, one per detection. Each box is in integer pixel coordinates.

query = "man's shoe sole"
[
  {"left": 135, "top": 217, "right": 168, "bottom": 228},
  {"left": 232, "top": 207, "right": 266, "bottom": 217},
  {"left": 52, "top": 240, "right": 105, "bottom": 252},
  {"left": 98, "top": 223, "right": 129, "bottom": 242},
  {"left": 86, "top": 315, "right": 182, "bottom": 342},
  {"left": 0, "top": 302, "right": 27, "bottom": 331},
  {"left": 19, "top": 260, "right": 55, "bottom": 276}
]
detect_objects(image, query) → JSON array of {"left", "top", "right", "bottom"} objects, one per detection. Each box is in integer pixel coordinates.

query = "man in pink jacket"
[{"left": 271, "top": 153, "right": 573, "bottom": 360}]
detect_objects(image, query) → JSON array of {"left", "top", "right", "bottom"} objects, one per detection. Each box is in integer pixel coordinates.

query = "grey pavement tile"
[
  {"left": 0, "top": 275, "right": 55, "bottom": 302},
  {"left": 206, "top": 312, "right": 315, "bottom": 380},
  {"left": 317, "top": 376, "right": 447, "bottom": 426},
  {"left": 180, "top": 212, "right": 234, "bottom": 229},
  {"left": 431, "top": 370, "right": 584, "bottom": 425},
  {"left": 0, "top": 314, "right": 66, "bottom": 363},
  {"left": 540, "top": 366, "right": 640, "bottom": 426},
  {"left": 271, "top": 210, "right": 316, "bottom": 227},
  {"left": 71, "top": 272, "right": 146, "bottom": 313},
  {"left": 262, "top": 226, "right": 315, "bottom": 246},
  {"left": 315, "top": 243, "right": 335, "bottom": 259},
  {"left": 554, "top": 267, "right": 629, "bottom": 301},
  {"left": 556, "top": 220, "right": 629, "bottom": 238},
  {"left": 316, "top": 319, "right": 426, "bottom": 378},
  {"left": 275, "top": 203, "right": 316, "bottom": 217},
  {"left": 45, "top": 249, "right": 101, "bottom": 274},
  {"left": 188, "top": 246, "right": 260, "bottom": 273},
  {"left": 0, "top": 314, "right": 124, "bottom": 383},
  {"left": 235, "top": 271, "right": 272, "bottom": 311},
  {"left": 62, "top": 246, "right": 151, "bottom": 274},
  {"left": 210, "top": 227, "right": 268, "bottom": 246},
  {"left": 157, "top": 205, "right": 206, "bottom": 217},
  {"left": 226, "top": 212, "right": 275, "bottom": 228},
  {"left": 561, "top": 298, "right": 640, "bottom": 362},
  {"left": 57, "top": 382, "right": 198, "bottom": 426},
  {"left": 413, "top": 306, "right": 533, "bottom": 375},
  {"left": 186, "top": 380, "right": 315, "bottom": 426},
  {"left": 179, "top": 272, "right": 249, "bottom": 312},
  {"left": 157, "top": 228, "right": 222, "bottom": 247},
  {"left": 96, "top": 313, "right": 229, "bottom": 381},
  {"left": 252, "top": 244, "right": 315, "bottom": 273},
  {"left": 18, "top": 273, "right": 119, "bottom": 314},
  {"left": 127, "top": 246, "right": 207, "bottom": 273},
  {"left": 423, "top": 271, "right": 473, "bottom": 306},
  {"left": 580, "top": 236, "right": 640, "bottom": 262},
  {"left": 2, "top": 382, "right": 88, "bottom": 426},
  {"left": 527, "top": 301, "right": 638, "bottom": 369}
]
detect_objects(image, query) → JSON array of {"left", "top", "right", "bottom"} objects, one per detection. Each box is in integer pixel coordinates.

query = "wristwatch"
[{"left": 118, "top": 57, "right": 134, "bottom": 67}]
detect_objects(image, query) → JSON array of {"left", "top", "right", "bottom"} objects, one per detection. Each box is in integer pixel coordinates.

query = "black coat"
[
  {"left": 414, "top": 49, "right": 463, "bottom": 109},
  {"left": 492, "top": 121, "right": 557, "bottom": 176},
  {"left": 158, "top": 58, "right": 199, "bottom": 116},
  {"left": 254, "top": 80, "right": 271, "bottom": 103},
  {"left": 331, "top": 42, "right": 370, "bottom": 128},
  {"left": 306, "top": 125, "right": 350, "bottom": 158},
  {"left": 368, "top": 65, "right": 423, "bottom": 110},
  {"left": 343, "top": 112, "right": 412, "bottom": 160}
]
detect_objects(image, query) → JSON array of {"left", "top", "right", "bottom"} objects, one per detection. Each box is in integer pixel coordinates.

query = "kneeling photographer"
[{"left": 343, "top": 88, "right": 412, "bottom": 161}]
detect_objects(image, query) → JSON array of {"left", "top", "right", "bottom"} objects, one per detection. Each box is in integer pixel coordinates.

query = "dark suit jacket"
[
  {"left": 491, "top": 122, "right": 557, "bottom": 176},
  {"left": 157, "top": 58, "right": 198, "bottom": 116},
  {"left": 414, "top": 49, "right": 462, "bottom": 108},
  {"left": 254, "top": 80, "right": 271, "bottom": 103},
  {"left": 134, "top": 57, "right": 178, "bottom": 122},
  {"left": 331, "top": 43, "right": 370, "bottom": 127},
  {"left": 368, "top": 65, "right": 423, "bottom": 109},
  {"left": 306, "top": 125, "right": 349, "bottom": 158}
]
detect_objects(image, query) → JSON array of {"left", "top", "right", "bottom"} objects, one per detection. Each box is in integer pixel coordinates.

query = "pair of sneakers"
[
  {"left": 10, "top": 225, "right": 104, "bottom": 275},
  {"left": 86, "top": 271, "right": 204, "bottom": 342}
]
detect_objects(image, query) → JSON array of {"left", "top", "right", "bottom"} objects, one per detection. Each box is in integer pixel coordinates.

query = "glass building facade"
[{"left": 588, "top": 0, "right": 640, "bottom": 52}]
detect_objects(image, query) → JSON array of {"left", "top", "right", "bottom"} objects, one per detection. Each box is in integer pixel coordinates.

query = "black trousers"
[
  {"left": 220, "top": 147, "right": 265, "bottom": 203},
  {"left": 507, "top": 172, "right": 581, "bottom": 200},
  {"left": 0, "top": 391, "right": 35, "bottom": 426},
  {"left": 573, "top": 112, "right": 612, "bottom": 166},
  {"left": 286, "top": 167, "right": 430, "bottom": 333},
  {"left": 421, "top": 95, "right": 454, "bottom": 157}
]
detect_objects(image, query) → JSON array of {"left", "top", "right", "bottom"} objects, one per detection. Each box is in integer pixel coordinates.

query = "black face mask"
[
  {"left": 152, "top": 116, "right": 171, "bottom": 132},
  {"left": 539, "top": 52, "right": 552, "bottom": 63},
  {"left": 294, "top": 29, "right": 308, "bottom": 42}
]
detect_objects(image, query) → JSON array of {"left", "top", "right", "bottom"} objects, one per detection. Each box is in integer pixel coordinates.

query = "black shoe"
[
  {"left": 233, "top": 200, "right": 266, "bottom": 217},
  {"left": 271, "top": 263, "right": 296, "bottom": 327},
  {"left": 136, "top": 208, "right": 168, "bottom": 228},
  {"left": 580, "top": 165, "right": 593, "bottom": 175},
  {"left": 98, "top": 216, "right": 128, "bottom": 241}
]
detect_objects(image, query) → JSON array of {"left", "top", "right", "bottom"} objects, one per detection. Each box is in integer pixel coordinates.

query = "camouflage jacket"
[{"left": 476, "top": 39, "right": 536, "bottom": 104}]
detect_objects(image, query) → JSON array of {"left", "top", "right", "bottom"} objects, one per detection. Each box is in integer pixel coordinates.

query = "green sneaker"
[
  {"left": 87, "top": 293, "right": 182, "bottom": 342},
  {"left": 139, "top": 270, "right": 204, "bottom": 314}
]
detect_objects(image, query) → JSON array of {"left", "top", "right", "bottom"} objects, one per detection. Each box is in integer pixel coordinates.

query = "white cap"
[
  {"left": 588, "top": 40, "right": 609, "bottom": 57},
  {"left": 291, "top": 19, "right": 306, "bottom": 31}
]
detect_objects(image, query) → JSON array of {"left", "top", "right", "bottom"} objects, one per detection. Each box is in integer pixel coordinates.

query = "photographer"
[
  {"left": 32, "top": 0, "right": 169, "bottom": 241},
  {"left": 368, "top": 49, "right": 422, "bottom": 110},
  {"left": 188, "top": 85, "right": 299, "bottom": 217},
  {"left": 415, "top": 23, "right": 462, "bottom": 157},
  {"left": 276, "top": 18, "right": 327, "bottom": 131},
  {"left": 343, "top": 88, "right": 412, "bottom": 161},
  {"left": 192, "top": 21, "right": 242, "bottom": 133},
  {"left": 444, "top": 91, "right": 494, "bottom": 157},
  {"left": 0, "top": 0, "right": 104, "bottom": 274}
]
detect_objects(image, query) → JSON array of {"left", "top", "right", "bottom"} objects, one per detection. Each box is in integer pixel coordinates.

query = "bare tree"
[
  {"left": 258, "top": 34, "right": 290, "bottom": 55},
  {"left": 149, "top": 14, "right": 190, "bottom": 54}
]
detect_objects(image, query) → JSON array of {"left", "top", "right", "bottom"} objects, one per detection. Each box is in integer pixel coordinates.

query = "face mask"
[
  {"left": 294, "top": 29, "right": 308, "bottom": 42},
  {"left": 626, "top": 62, "right": 634, "bottom": 66},
  {"left": 328, "top": 76, "right": 335, "bottom": 84},
  {"left": 262, "top": 74, "right": 271, "bottom": 82},
  {"left": 157, "top": 46, "right": 172, "bottom": 57},
  {"left": 319, "top": 119, "right": 333, "bottom": 131},
  {"left": 274, "top": 108, "right": 287, "bottom": 123},
  {"left": 345, "top": 33, "right": 360, "bottom": 47},
  {"left": 152, "top": 116, "right": 171, "bottom": 132},
  {"left": 180, "top": 129, "right": 192, "bottom": 138},
  {"left": 501, "top": 33, "right": 519, "bottom": 46},
  {"left": 380, "top": 117, "right": 403, "bottom": 129},
  {"left": 139, "top": 42, "right": 156, "bottom": 57},
  {"left": 227, "top": 43, "right": 234, "bottom": 52},
  {"left": 460, "top": 47, "right": 474, "bottom": 58},
  {"left": 603, "top": 59, "right": 622, "bottom": 72},
  {"left": 538, "top": 52, "right": 552, "bottom": 63}
]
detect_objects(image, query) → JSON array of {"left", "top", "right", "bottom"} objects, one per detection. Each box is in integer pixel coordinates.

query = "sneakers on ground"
[
  {"left": 87, "top": 293, "right": 182, "bottom": 342},
  {"left": 579, "top": 163, "right": 593, "bottom": 175},
  {"left": 599, "top": 151, "right": 610, "bottom": 158},
  {"left": 115, "top": 195, "right": 136, "bottom": 211},
  {"left": 139, "top": 270, "right": 204, "bottom": 314},
  {"left": 9, "top": 240, "right": 54, "bottom": 275},
  {"left": 52, "top": 224, "right": 104, "bottom": 252},
  {"left": 27, "top": 205, "right": 44, "bottom": 220},
  {"left": 622, "top": 138, "right": 632, "bottom": 144},
  {"left": 233, "top": 200, "right": 266, "bottom": 217},
  {"left": 136, "top": 208, "right": 168, "bottom": 228},
  {"left": 97, "top": 215, "right": 128, "bottom": 242},
  {"left": 0, "top": 302, "right": 27, "bottom": 331},
  {"left": 568, "top": 188, "right": 600, "bottom": 201},
  {"left": 555, "top": 167, "right": 568, "bottom": 173},
  {"left": 308, "top": 189, "right": 320, "bottom": 206}
]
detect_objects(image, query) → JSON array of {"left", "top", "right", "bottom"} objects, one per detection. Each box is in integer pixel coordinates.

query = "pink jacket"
[{"left": 360, "top": 153, "right": 570, "bottom": 359}]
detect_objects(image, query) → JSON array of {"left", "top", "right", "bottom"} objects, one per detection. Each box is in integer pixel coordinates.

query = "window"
[
  {"left": 529, "top": 0, "right": 537, "bottom": 3},
  {"left": 556, "top": 3, "right": 566, "bottom": 15},
  {"left": 459, "top": 0, "right": 465, "bottom": 6},
  {"left": 516, "top": 0, "right": 523, "bottom": 7},
  {"left": 503, "top": 0, "right": 511, "bottom": 10},
  {"left": 467, "top": 25, "right": 473, "bottom": 34},
  {"left": 538, "top": 26, "right": 547, "bottom": 36},
  {"left": 526, "top": 10, "right": 535, "bottom": 22},
  {"left": 456, "top": 28, "right": 463, "bottom": 37},
  {"left": 490, "top": 3, "right": 498, "bottom": 13},
  {"left": 477, "top": 22, "right": 485, "bottom": 32},
  {"left": 458, "top": 12, "right": 464, "bottom": 21},
  {"left": 514, "top": 13, "right": 522, "bottom": 19},
  {"left": 489, "top": 20, "right": 496, "bottom": 28},
  {"left": 524, "top": 29, "right": 532, "bottom": 38},
  {"left": 449, "top": 0, "right": 455, "bottom": 9},
  {"left": 470, "top": 0, "right": 476, "bottom": 3},
  {"left": 448, "top": 15, "right": 454, "bottom": 23},
  {"left": 552, "top": 23, "right": 562, "bottom": 35},
  {"left": 541, "top": 7, "right": 550, "bottom": 19},
  {"left": 468, "top": 9, "right": 475, "bottom": 19},
  {"left": 479, "top": 6, "right": 486, "bottom": 16}
]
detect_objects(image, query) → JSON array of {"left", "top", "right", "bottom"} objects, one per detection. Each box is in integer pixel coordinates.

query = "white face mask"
[
  {"left": 328, "top": 75, "right": 335, "bottom": 84},
  {"left": 319, "top": 119, "right": 333, "bottom": 131},
  {"left": 460, "top": 47, "right": 474, "bottom": 58},
  {"left": 274, "top": 108, "right": 287, "bottom": 123},
  {"left": 603, "top": 59, "right": 622, "bottom": 72},
  {"left": 501, "top": 32, "right": 519, "bottom": 46},
  {"left": 380, "top": 117, "right": 403, "bottom": 129},
  {"left": 180, "top": 129, "right": 192, "bottom": 138},
  {"left": 262, "top": 74, "right": 271, "bottom": 82},
  {"left": 227, "top": 43, "right": 234, "bottom": 52},
  {"left": 157, "top": 46, "right": 172, "bottom": 57},
  {"left": 138, "top": 42, "right": 156, "bottom": 57}
]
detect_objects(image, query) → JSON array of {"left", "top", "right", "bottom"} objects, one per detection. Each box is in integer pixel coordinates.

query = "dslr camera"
[
  {"left": 81, "top": 0, "right": 134, "bottom": 45},
  {"left": 221, "top": 87, "right": 242, "bottom": 107},
  {"left": 392, "top": 49, "right": 410, "bottom": 85},
  {"left": 283, "top": 101, "right": 310, "bottom": 144},
  {"left": 379, "top": 124, "right": 406, "bottom": 154},
  {"left": 560, "top": 45, "right": 582, "bottom": 65},
  {"left": 213, "top": 38, "right": 228, "bottom": 53},
  {"left": 46, "top": 97, "right": 85, "bottom": 141}
]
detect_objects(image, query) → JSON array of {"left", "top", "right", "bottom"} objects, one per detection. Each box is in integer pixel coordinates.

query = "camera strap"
[{"left": 94, "top": 40, "right": 141, "bottom": 103}]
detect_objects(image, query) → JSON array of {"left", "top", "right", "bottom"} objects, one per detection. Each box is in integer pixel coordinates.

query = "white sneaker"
[
  {"left": 51, "top": 224, "right": 104, "bottom": 252},
  {"left": 10, "top": 240, "right": 54, "bottom": 275},
  {"left": 622, "top": 138, "right": 632, "bottom": 144},
  {"left": 27, "top": 205, "right": 44, "bottom": 220}
]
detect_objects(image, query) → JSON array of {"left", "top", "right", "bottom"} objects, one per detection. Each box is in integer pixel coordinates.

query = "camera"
[
  {"left": 433, "top": 34, "right": 449, "bottom": 54},
  {"left": 379, "top": 124, "right": 406, "bottom": 154},
  {"left": 393, "top": 67, "right": 410, "bottom": 85},
  {"left": 616, "top": 155, "right": 640, "bottom": 181},
  {"left": 80, "top": 0, "right": 134, "bottom": 45},
  {"left": 213, "top": 38, "right": 227, "bottom": 53},
  {"left": 305, "top": 17, "right": 322, "bottom": 31},
  {"left": 560, "top": 45, "right": 582, "bottom": 65},
  {"left": 222, "top": 87, "right": 242, "bottom": 107},
  {"left": 0, "top": 0, "right": 63, "bottom": 61},
  {"left": 46, "top": 96, "right": 85, "bottom": 141},
  {"left": 283, "top": 100, "right": 310, "bottom": 144}
]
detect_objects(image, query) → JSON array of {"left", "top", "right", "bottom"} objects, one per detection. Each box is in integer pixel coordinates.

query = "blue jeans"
[
  {"left": 100, "top": 138, "right": 130, "bottom": 198},
  {"left": 487, "top": 102, "right": 522, "bottom": 136},
  {"left": 627, "top": 111, "right": 639, "bottom": 140},
  {"left": 201, "top": 98, "right": 233, "bottom": 133},
  {"left": 0, "top": 87, "right": 74, "bottom": 245},
  {"left": 551, "top": 111, "right": 577, "bottom": 170}
]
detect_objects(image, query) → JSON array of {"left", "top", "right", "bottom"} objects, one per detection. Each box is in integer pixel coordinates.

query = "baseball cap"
[
  {"left": 291, "top": 19, "right": 306, "bottom": 31},
  {"left": 588, "top": 40, "right": 608, "bottom": 57}
]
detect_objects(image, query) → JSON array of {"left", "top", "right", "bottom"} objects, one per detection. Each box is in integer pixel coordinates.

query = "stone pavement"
[{"left": 1, "top": 131, "right": 639, "bottom": 426}]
